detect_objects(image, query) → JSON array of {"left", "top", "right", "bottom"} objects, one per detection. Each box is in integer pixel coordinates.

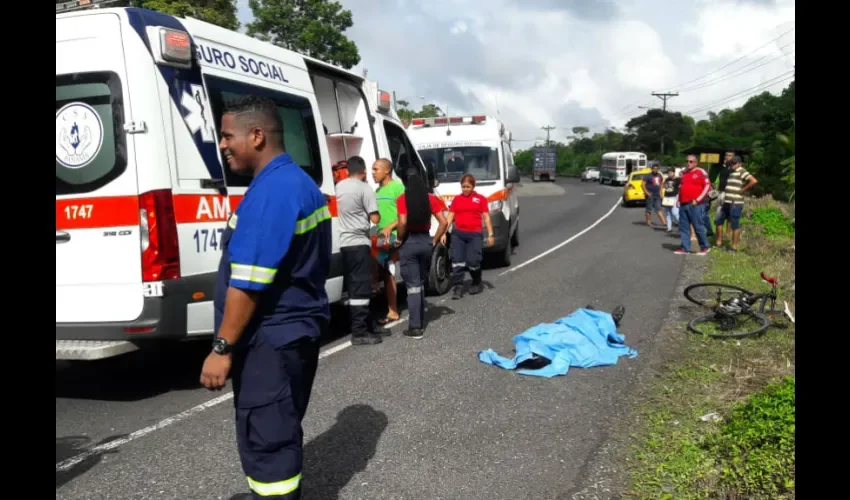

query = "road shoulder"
[{"left": 568, "top": 196, "right": 796, "bottom": 500}]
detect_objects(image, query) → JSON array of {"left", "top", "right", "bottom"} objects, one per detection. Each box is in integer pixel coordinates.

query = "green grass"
[{"left": 626, "top": 195, "right": 796, "bottom": 500}]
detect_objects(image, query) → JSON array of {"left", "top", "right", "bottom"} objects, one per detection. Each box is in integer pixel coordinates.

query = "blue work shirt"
[{"left": 214, "top": 153, "right": 333, "bottom": 348}]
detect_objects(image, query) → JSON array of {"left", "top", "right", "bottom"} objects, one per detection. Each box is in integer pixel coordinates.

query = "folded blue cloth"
[{"left": 478, "top": 308, "right": 638, "bottom": 377}]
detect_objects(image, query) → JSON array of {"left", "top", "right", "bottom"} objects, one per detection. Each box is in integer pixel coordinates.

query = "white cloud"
[{"left": 234, "top": 0, "right": 795, "bottom": 148}]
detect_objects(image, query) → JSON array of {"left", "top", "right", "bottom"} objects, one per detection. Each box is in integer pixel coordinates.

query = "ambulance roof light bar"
[
  {"left": 57, "top": 0, "right": 124, "bottom": 13},
  {"left": 410, "top": 115, "right": 486, "bottom": 127}
]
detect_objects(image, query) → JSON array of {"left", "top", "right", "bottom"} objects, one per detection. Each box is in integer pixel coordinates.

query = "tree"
[
  {"left": 246, "top": 0, "right": 360, "bottom": 69},
  {"left": 571, "top": 126, "right": 590, "bottom": 138},
  {"left": 397, "top": 103, "right": 443, "bottom": 123},
  {"left": 512, "top": 78, "right": 795, "bottom": 193},
  {"left": 56, "top": 0, "right": 239, "bottom": 30},
  {"left": 625, "top": 109, "right": 694, "bottom": 161}
]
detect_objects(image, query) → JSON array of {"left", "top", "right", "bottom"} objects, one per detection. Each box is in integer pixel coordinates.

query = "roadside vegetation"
[{"left": 625, "top": 196, "right": 796, "bottom": 499}]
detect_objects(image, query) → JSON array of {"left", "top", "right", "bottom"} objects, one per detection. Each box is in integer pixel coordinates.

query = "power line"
[
  {"left": 687, "top": 78, "right": 793, "bottom": 122},
  {"left": 540, "top": 125, "right": 556, "bottom": 146},
  {"left": 677, "top": 42, "right": 795, "bottom": 93},
  {"left": 682, "top": 71, "right": 794, "bottom": 116},
  {"left": 595, "top": 24, "right": 795, "bottom": 127},
  {"left": 662, "top": 26, "right": 795, "bottom": 92}
]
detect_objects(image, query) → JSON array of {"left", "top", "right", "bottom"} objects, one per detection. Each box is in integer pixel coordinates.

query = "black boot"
[
  {"left": 452, "top": 285, "right": 464, "bottom": 300},
  {"left": 611, "top": 305, "right": 626, "bottom": 327},
  {"left": 351, "top": 334, "right": 382, "bottom": 345},
  {"left": 371, "top": 324, "right": 391, "bottom": 337},
  {"left": 469, "top": 269, "right": 483, "bottom": 294}
]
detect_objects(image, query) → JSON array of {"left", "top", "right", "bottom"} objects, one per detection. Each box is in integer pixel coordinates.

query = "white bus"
[{"left": 599, "top": 152, "right": 647, "bottom": 186}]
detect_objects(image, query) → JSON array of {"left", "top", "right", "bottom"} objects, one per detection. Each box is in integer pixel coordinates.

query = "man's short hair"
[
  {"left": 731, "top": 155, "right": 742, "bottom": 165},
  {"left": 223, "top": 95, "right": 284, "bottom": 143},
  {"left": 347, "top": 155, "right": 366, "bottom": 174},
  {"left": 375, "top": 158, "right": 393, "bottom": 172}
]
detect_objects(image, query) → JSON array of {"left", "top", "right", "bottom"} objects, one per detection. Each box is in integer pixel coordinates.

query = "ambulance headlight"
[{"left": 488, "top": 200, "right": 503, "bottom": 212}]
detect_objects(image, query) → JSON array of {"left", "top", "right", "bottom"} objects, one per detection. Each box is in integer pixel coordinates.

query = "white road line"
[
  {"left": 55, "top": 312, "right": 420, "bottom": 471},
  {"left": 56, "top": 199, "right": 615, "bottom": 471},
  {"left": 498, "top": 198, "right": 621, "bottom": 276},
  {"left": 319, "top": 340, "right": 352, "bottom": 359},
  {"left": 56, "top": 392, "right": 234, "bottom": 472}
]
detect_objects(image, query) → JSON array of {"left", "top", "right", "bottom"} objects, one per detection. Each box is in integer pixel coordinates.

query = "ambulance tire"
[
  {"left": 494, "top": 238, "right": 512, "bottom": 268},
  {"left": 511, "top": 221, "right": 519, "bottom": 248},
  {"left": 428, "top": 242, "right": 452, "bottom": 296}
]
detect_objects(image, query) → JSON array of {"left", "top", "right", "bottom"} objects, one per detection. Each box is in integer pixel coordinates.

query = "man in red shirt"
[{"left": 676, "top": 154, "right": 711, "bottom": 255}]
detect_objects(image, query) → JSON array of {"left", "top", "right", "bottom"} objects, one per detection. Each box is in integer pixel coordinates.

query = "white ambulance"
[
  {"left": 407, "top": 115, "right": 521, "bottom": 267},
  {"left": 55, "top": 3, "right": 450, "bottom": 360}
]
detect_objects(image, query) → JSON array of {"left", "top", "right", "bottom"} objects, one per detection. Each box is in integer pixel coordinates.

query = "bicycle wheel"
[
  {"left": 683, "top": 282, "right": 754, "bottom": 310},
  {"left": 687, "top": 311, "right": 770, "bottom": 339}
]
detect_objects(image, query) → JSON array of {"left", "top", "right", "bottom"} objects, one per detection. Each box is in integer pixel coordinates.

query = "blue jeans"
[
  {"left": 715, "top": 203, "right": 744, "bottom": 230},
  {"left": 679, "top": 202, "right": 708, "bottom": 252},
  {"left": 664, "top": 205, "right": 679, "bottom": 231},
  {"left": 702, "top": 201, "right": 715, "bottom": 238}
]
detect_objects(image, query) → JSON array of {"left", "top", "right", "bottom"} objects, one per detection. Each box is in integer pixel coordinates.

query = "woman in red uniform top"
[
  {"left": 395, "top": 168, "right": 449, "bottom": 339},
  {"left": 446, "top": 174, "right": 494, "bottom": 299}
]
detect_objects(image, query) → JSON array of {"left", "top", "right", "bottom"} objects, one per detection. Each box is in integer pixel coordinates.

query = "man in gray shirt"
[{"left": 336, "top": 156, "right": 389, "bottom": 344}]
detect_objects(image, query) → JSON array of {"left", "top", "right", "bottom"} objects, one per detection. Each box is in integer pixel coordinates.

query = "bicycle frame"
[{"left": 744, "top": 272, "right": 780, "bottom": 316}]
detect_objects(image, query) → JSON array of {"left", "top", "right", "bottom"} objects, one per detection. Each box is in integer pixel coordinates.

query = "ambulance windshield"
[{"left": 417, "top": 146, "right": 501, "bottom": 183}]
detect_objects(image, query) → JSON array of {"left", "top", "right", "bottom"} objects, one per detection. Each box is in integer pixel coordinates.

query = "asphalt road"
[{"left": 56, "top": 178, "right": 686, "bottom": 499}]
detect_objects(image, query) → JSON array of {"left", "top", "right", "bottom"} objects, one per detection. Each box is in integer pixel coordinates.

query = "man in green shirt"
[{"left": 372, "top": 158, "right": 405, "bottom": 324}]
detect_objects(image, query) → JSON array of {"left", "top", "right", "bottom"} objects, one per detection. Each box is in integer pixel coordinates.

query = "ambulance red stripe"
[
  {"left": 57, "top": 192, "right": 339, "bottom": 230},
  {"left": 56, "top": 195, "right": 140, "bottom": 230}
]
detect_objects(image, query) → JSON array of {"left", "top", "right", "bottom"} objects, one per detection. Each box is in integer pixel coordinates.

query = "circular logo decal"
[{"left": 56, "top": 102, "right": 104, "bottom": 169}]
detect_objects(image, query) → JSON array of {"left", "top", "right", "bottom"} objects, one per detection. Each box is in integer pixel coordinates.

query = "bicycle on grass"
[{"left": 682, "top": 271, "right": 794, "bottom": 339}]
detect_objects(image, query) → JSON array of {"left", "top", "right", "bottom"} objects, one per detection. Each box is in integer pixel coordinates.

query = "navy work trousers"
[
  {"left": 232, "top": 329, "right": 321, "bottom": 499},
  {"left": 450, "top": 230, "right": 483, "bottom": 286},
  {"left": 399, "top": 232, "right": 432, "bottom": 329},
  {"left": 341, "top": 245, "right": 373, "bottom": 337}
]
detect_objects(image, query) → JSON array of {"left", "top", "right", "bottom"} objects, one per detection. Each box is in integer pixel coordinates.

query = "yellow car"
[{"left": 622, "top": 168, "right": 653, "bottom": 206}]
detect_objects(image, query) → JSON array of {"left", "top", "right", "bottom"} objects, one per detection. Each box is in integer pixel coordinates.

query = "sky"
[{"left": 235, "top": 0, "right": 795, "bottom": 150}]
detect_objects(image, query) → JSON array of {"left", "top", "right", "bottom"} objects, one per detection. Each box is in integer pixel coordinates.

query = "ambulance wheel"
[
  {"left": 428, "top": 243, "right": 452, "bottom": 296},
  {"left": 494, "top": 239, "right": 512, "bottom": 268}
]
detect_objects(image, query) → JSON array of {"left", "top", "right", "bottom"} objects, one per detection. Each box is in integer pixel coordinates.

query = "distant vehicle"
[
  {"left": 532, "top": 147, "right": 557, "bottom": 182},
  {"left": 599, "top": 151, "right": 647, "bottom": 186},
  {"left": 622, "top": 168, "right": 652, "bottom": 206},
  {"left": 581, "top": 166, "right": 600, "bottom": 182}
]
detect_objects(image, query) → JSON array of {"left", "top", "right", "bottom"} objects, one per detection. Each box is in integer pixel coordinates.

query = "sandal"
[{"left": 377, "top": 315, "right": 400, "bottom": 325}]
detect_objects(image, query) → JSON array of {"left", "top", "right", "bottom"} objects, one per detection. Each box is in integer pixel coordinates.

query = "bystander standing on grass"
[{"left": 715, "top": 155, "right": 758, "bottom": 251}]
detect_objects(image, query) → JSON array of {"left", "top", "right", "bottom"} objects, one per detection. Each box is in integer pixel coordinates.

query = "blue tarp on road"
[{"left": 478, "top": 308, "right": 638, "bottom": 378}]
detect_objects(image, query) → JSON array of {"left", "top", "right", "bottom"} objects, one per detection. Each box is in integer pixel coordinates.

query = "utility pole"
[
  {"left": 651, "top": 92, "right": 678, "bottom": 157},
  {"left": 651, "top": 91, "right": 678, "bottom": 112},
  {"left": 541, "top": 125, "right": 556, "bottom": 147}
]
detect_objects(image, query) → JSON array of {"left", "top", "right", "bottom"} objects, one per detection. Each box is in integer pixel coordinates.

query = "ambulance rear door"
[{"left": 56, "top": 12, "right": 144, "bottom": 324}]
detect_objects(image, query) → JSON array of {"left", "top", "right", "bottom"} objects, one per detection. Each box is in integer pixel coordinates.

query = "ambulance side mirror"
[{"left": 506, "top": 164, "right": 521, "bottom": 184}]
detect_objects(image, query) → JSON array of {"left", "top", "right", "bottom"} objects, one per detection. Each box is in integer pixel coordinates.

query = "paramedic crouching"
[{"left": 200, "top": 95, "right": 332, "bottom": 500}]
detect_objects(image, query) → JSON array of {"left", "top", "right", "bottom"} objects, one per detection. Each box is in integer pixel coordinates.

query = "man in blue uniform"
[{"left": 200, "top": 95, "right": 332, "bottom": 500}]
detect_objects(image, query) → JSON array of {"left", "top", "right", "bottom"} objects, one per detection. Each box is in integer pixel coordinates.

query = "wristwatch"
[{"left": 211, "top": 336, "right": 233, "bottom": 355}]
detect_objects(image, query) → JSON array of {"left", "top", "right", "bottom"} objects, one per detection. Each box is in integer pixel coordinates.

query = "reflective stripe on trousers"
[
  {"left": 232, "top": 333, "right": 320, "bottom": 500},
  {"left": 341, "top": 245, "right": 373, "bottom": 336},
  {"left": 450, "top": 230, "right": 483, "bottom": 286},
  {"left": 399, "top": 232, "right": 432, "bottom": 329}
]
